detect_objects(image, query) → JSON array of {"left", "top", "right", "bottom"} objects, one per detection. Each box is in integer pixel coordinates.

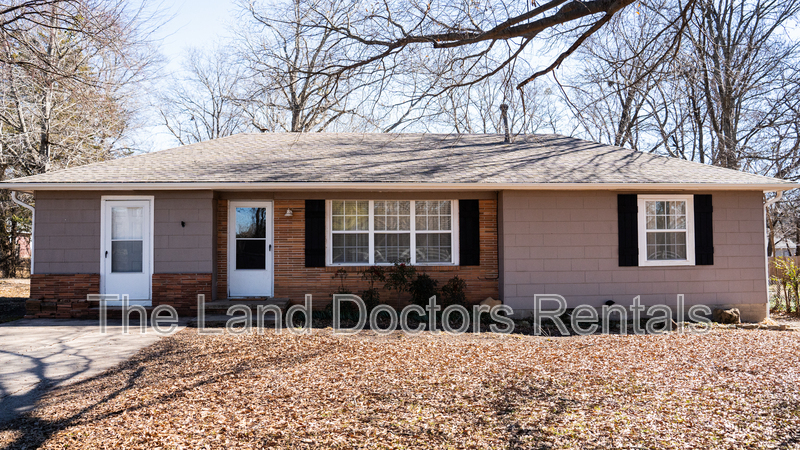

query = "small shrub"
[
  {"left": 332, "top": 268, "right": 350, "bottom": 294},
  {"left": 361, "top": 266, "right": 387, "bottom": 287},
  {"left": 441, "top": 276, "right": 467, "bottom": 307},
  {"left": 323, "top": 301, "right": 361, "bottom": 322},
  {"left": 409, "top": 273, "right": 439, "bottom": 307},
  {"left": 385, "top": 262, "right": 416, "bottom": 299},
  {"left": 361, "top": 266, "right": 386, "bottom": 311},
  {"left": 361, "top": 288, "right": 380, "bottom": 312},
  {"left": 329, "top": 268, "right": 359, "bottom": 316},
  {"left": 773, "top": 258, "right": 800, "bottom": 313},
  {"left": 335, "top": 285, "right": 352, "bottom": 295}
]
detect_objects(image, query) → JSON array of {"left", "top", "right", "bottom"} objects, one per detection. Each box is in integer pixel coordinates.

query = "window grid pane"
[
  {"left": 330, "top": 200, "right": 454, "bottom": 265},
  {"left": 645, "top": 200, "right": 688, "bottom": 261},
  {"left": 331, "top": 200, "right": 369, "bottom": 231},
  {"left": 374, "top": 201, "right": 410, "bottom": 231},
  {"left": 415, "top": 200, "right": 452, "bottom": 231},
  {"left": 332, "top": 232, "right": 369, "bottom": 263},
  {"left": 646, "top": 231, "right": 687, "bottom": 260},
  {"left": 645, "top": 201, "right": 687, "bottom": 230},
  {"left": 374, "top": 233, "right": 411, "bottom": 263},
  {"left": 416, "top": 233, "right": 452, "bottom": 263}
]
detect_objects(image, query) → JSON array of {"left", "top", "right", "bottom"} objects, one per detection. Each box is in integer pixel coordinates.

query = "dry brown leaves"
[
  {"left": 0, "top": 279, "right": 29, "bottom": 298},
  {"left": 1, "top": 329, "right": 799, "bottom": 449}
]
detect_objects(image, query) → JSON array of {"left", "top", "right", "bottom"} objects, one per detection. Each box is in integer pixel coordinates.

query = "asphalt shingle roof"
[{"left": 2, "top": 133, "right": 796, "bottom": 188}]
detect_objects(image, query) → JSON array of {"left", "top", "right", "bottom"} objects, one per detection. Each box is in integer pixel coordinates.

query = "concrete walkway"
[{"left": 0, "top": 318, "right": 184, "bottom": 424}]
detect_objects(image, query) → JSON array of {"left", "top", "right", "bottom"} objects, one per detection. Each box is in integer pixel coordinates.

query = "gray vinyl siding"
[
  {"left": 33, "top": 190, "right": 214, "bottom": 274},
  {"left": 33, "top": 191, "right": 101, "bottom": 274},
  {"left": 152, "top": 191, "right": 214, "bottom": 273},
  {"left": 499, "top": 190, "right": 768, "bottom": 319}
]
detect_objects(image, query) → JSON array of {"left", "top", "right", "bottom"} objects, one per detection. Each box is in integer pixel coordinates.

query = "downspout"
[
  {"left": 763, "top": 190, "right": 784, "bottom": 319},
  {"left": 765, "top": 190, "right": 783, "bottom": 209},
  {"left": 11, "top": 191, "right": 34, "bottom": 275},
  {"left": 765, "top": 190, "right": 784, "bottom": 256}
]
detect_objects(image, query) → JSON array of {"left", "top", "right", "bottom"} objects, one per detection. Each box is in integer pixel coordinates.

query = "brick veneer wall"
[
  {"left": 152, "top": 273, "right": 212, "bottom": 313},
  {"left": 216, "top": 198, "right": 499, "bottom": 308},
  {"left": 216, "top": 199, "right": 228, "bottom": 300},
  {"left": 30, "top": 273, "right": 100, "bottom": 300},
  {"left": 27, "top": 274, "right": 100, "bottom": 319}
]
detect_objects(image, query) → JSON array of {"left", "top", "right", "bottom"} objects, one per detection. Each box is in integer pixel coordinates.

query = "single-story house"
[{"left": 2, "top": 133, "right": 796, "bottom": 322}]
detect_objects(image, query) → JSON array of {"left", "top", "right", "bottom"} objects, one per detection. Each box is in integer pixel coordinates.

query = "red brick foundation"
[
  {"left": 152, "top": 273, "right": 212, "bottom": 313},
  {"left": 216, "top": 198, "right": 500, "bottom": 309},
  {"left": 25, "top": 299, "right": 95, "bottom": 319},
  {"left": 28, "top": 273, "right": 99, "bottom": 318},
  {"left": 26, "top": 273, "right": 211, "bottom": 318},
  {"left": 30, "top": 273, "right": 100, "bottom": 300}
]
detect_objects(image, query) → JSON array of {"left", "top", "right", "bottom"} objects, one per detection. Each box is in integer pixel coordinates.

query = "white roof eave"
[{"left": 1, "top": 181, "right": 797, "bottom": 193}]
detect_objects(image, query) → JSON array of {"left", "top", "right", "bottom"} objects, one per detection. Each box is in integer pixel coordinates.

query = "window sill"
[
  {"left": 638, "top": 259, "right": 695, "bottom": 267},
  {"left": 325, "top": 263, "right": 458, "bottom": 270}
]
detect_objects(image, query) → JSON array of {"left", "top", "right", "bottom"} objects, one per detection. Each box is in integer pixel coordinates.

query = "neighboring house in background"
[
  {"left": 2, "top": 133, "right": 796, "bottom": 322},
  {"left": 773, "top": 239, "right": 796, "bottom": 257},
  {"left": 16, "top": 234, "right": 31, "bottom": 259}
]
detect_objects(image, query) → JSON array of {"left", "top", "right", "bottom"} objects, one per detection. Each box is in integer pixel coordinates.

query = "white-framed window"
[
  {"left": 637, "top": 195, "right": 695, "bottom": 266},
  {"left": 327, "top": 200, "right": 459, "bottom": 266}
]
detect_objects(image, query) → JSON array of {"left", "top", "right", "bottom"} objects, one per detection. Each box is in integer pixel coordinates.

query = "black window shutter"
[
  {"left": 618, "top": 194, "right": 639, "bottom": 267},
  {"left": 459, "top": 199, "right": 480, "bottom": 266},
  {"left": 305, "top": 200, "right": 326, "bottom": 267},
  {"left": 694, "top": 194, "right": 714, "bottom": 265}
]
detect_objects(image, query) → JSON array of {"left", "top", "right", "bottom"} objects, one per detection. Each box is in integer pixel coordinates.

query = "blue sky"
[{"left": 153, "top": 0, "right": 237, "bottom": 72}]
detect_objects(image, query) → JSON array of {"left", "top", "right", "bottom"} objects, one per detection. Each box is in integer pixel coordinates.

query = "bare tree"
[
  {"left": 235, "top": 0, "right": 380, "bottom": 133},
  {"left": 567, "top": 0, "right": 800, "bottom": 173},
  {"left": 561, "top": 1, "right": 682, "bottom": 151},
  {"left": 159, "top": 47, "right": 251, "bottom": 145},
  {"left": 680, "top": 0, "right": 800, "bottom": 169},
  {"left": 0, "top": 0, "right": 159, "bottom": 174},
  {"left": 411, "top": 72, "right": 565, "bottom": 135},
  {"left": 303, "top": 0, "right": 696, "bottom": 94}
]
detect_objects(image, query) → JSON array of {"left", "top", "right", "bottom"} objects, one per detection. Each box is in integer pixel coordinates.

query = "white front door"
[
  {"left": 228, "top": 201, "right": 273, "bottom": 297},
  {"left": 101, "top": 199, "right": 152, "bottom": 304}
]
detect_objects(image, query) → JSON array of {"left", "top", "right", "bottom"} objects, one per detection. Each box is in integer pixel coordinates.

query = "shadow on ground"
[{"left": 0, "top": 318, "right": 177, "bottom": 447}]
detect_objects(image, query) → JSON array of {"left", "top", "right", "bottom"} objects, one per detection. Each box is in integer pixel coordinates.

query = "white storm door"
[
  {"left": 102, "top": 199, "right": 152, "bottom": 302},
  {"left": 228, "top": 201, "right": 273, "bottom": 297}
]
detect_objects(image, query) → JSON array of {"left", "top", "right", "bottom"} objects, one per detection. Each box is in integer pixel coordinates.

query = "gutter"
[
  {"left": 1, "top": 181, "right": 798, "bottom": 193},
  {"left": 10, "top": 191, "right": 34, "bottom": 275}
]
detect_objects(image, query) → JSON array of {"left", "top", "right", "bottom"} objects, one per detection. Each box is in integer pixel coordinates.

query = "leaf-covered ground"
[
  {"left": 0, "top": 278, "right": 28, "bottom": 298},
  {"left": 2, "top": 328, "right": 799, "bottom": 449}
]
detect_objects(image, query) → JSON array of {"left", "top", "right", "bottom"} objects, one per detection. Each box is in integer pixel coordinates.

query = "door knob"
[{"left": 105, "top": 251, "right": 108, "bottom": 258}]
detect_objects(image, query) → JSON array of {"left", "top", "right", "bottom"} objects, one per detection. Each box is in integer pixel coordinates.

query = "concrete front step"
[
  {"left": 188, "top": 313, "right": 278, "bottom": 328},
  {"left": 189, "top": 299, "right": 288, "bottom": 328},
  {"left": 204, "top": 298, "right": 290, "bottom": 312}
]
